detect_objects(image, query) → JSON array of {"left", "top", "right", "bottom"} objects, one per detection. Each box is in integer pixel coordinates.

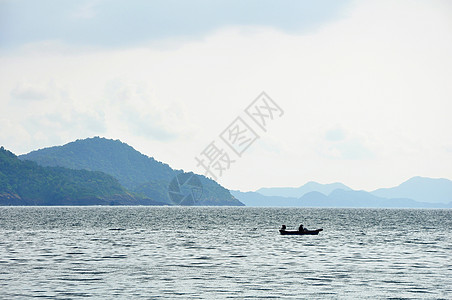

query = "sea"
[{"left": 0, "top": 207, "right": 451, "bottom": 299}]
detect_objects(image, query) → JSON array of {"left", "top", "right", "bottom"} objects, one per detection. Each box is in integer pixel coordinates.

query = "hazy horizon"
[{"left": 10, "top": 136, "right": 452, "bottom": 193}]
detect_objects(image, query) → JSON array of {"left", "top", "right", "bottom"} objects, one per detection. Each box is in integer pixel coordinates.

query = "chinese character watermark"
[
  {"left": 220, "top": 117, "right": 259, "bottom": 157},
  {"left": 195, "top": 141, "right": 235, "bottom": 180},
  {"left": 195, "top": 91, "right": 283, "bottom": 180},
  {"left": 245, "top": 92, "right": 284, "bottom": 132}
]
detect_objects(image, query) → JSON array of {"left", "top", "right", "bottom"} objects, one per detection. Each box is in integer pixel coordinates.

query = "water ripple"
[{"left": 0, "top": 207, "right": 451, "bottom": 299}]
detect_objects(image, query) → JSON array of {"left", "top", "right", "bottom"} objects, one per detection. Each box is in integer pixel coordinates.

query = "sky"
[{"left": 1, "top": 0, "right": 451, "bottom": 192}]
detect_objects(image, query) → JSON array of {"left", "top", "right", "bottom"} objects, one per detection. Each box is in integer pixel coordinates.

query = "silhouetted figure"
[
  {"left": 280, "top": 225, "right": 287, "bottom": 231},
  {"left": 298, "top": 224, "right": 304, "bottom": 232}
]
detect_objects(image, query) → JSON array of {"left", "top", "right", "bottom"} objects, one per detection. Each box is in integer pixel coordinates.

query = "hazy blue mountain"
[
  {"left": 0, "top": 146, "right": 161, "bottom": 205},
  {"left": 315, "top": 189, "right": 434, "bottom": 208},
  {"left": 233, "top": 187, "right": 451, "bottom": 208},
  {"left": 245, "top": 177, "right": 452, "bottom": 207},
  {"left": 256, "top": 181, "right": 352, "bottom": 198},
  {"left": 297, "top": 191, "right": 330, "bottom": 205},
  {"left": 230, "top": 190, "right": 302, "bottom": 207},
  {"left": 371, "top": 176, "right": 452, "bottom": 204},
  {"left": 20, "top": 137, "right": 243, "bottom": 206}
]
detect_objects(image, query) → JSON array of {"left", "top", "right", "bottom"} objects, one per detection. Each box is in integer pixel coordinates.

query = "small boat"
[{"left": 279, "top": 228, "right": 323, "bottom": 235}]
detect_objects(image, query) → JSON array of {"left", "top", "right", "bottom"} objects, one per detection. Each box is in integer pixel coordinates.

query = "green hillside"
[
  {"left": 19, "top": 137, "right": 243, "bottom": 206},
  {"left": 0, "top": 147, "right": 147, "bottom": 205},
  {"left": 20, "top": 137, "right": 174, "bottom": 189}
]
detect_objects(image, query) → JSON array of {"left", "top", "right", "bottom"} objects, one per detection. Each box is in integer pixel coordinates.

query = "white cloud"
[
  {"left": 0, "top": 0, "right": 350, "bottom": 49},
  {"left": 71, "top": 1, "right": 100, "bottom": 20},
  {"left": 10, "top": 83, "right": 48, "bottom": 102},
  {"left": 103, "top": 79, "right": 180, "bottom": 141},
  {"left": 325, "top": 127, "right": 346, "bottom": 142},
  {"left": 319, "top": 138, "right": 375, "bottom": 160},
  {"left": 0, "top": 0, "right": 451, "bottom": 191}
]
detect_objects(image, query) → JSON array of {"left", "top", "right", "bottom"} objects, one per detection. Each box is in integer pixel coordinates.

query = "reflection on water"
[{"left": 0, "top": 207, "right": 451, "bottom": 298}]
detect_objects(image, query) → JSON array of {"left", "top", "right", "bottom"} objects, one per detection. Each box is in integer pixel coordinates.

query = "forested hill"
[
  {"left": 0, "top": 147, "right": 157, "bottom": 205},
  {"left": 20, "top": 137, "right": 174, "bottom": 190},
  {"left": 19, "top": 137, "right": 243, "bottom": 206}
]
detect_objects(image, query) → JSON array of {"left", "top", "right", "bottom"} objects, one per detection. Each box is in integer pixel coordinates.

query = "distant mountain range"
[
  {"left": 371, "top": 176, "right": 452, "bottom": 204},
  {"left": 232, "top": 177, "right": 452, "bottom": 208},
  {"left": 0, "top": 137, "right": 243, "bottom": 206},
  {"left": 257, "top": 182, "right": 352, "bottom": 198},
  {"left": 2, "top": 137, "right": 450, "bottom": 208}
]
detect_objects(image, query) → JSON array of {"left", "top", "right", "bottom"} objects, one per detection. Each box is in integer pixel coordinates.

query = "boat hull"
[{"left": 279, "top": 229, "right": 323, "bottom": 235}]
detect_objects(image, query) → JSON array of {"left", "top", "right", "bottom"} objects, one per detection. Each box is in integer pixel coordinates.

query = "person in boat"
[
  {"left": 280, "top": 225, "right": 287, "bottom": 231},
  {"left": 298, "top": 224, "right": 305, "bottom": 232}
]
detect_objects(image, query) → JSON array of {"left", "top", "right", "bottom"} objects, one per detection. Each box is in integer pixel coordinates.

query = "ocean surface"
[{"left": 0, "top": 207, "right": 451, "bottom": 299}]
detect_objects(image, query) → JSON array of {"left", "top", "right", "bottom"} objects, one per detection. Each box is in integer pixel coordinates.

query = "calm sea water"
[{"left": 0, "top": 207, "right": 451, "bottom": 299}]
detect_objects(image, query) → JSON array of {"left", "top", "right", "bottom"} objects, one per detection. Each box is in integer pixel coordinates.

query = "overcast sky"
[{"left": 1, "top": 0, "right": 451, "bottom": 192}]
